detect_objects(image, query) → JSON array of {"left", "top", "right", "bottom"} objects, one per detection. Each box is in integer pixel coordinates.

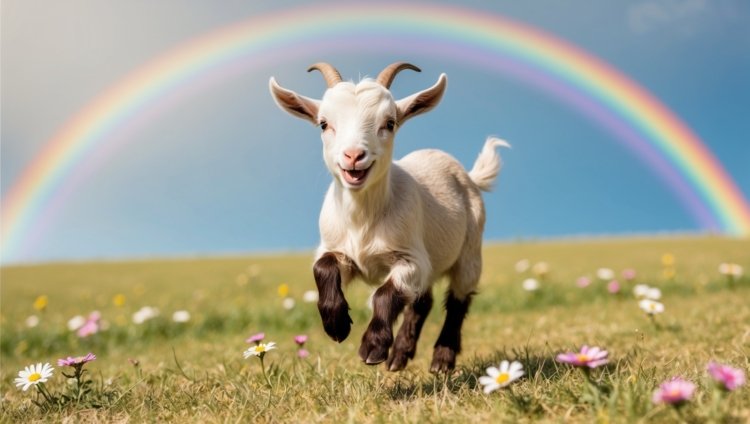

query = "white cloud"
[{"left": 627, "top": 0, "right": 707, "bottom": 35}]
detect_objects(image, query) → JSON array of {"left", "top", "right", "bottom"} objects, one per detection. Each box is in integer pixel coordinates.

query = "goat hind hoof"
[{"left": 430, "top": 346, "right": 457, "bottom": 373}]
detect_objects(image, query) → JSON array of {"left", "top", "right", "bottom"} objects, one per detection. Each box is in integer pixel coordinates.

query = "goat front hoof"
[
  {"left": 429, "top": 345, "right": 457, "bottom": 373},
  {"left": 386, "top": 351, "right": 410, "bottom": 372},
  {"left": 358, "top": 330, "right": 392, "bottom": 365},
  {"left": 319, "top": 303, "right": 352, "bottom": 342}
]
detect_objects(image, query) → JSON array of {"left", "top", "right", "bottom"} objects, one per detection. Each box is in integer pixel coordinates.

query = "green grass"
[{"left": 1, "top": 235, "right": 748, "bottom": 422}]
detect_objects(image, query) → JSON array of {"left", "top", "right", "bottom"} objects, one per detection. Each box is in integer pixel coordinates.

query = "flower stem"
[{"left": 259, "top": 355, "right": 272, "bottom": 389}]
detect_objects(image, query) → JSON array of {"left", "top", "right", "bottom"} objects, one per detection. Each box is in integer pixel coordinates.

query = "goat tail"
[{"left": 468, "top": 137, "right": 511, "bottom": 192}]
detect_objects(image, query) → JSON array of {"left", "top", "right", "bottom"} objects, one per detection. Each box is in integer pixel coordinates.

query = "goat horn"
[
  {"left": 307, "top": 62, "right": 343, "bottom": 88},
  {"left": 376, "top": 62, "right": 421, "bottom": 89}
]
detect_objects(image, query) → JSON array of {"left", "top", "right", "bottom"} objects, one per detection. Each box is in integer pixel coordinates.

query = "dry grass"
[{"left": 1, "top": 235, "right": 748, "bottom": 422}]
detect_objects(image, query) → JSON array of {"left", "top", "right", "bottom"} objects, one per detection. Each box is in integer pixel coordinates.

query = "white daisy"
[
  {"left": 633, "top": 284, "right": 661, "bottom": 300},
  {"left": 596, "top": 268, "right": 615, "bottom": 281},
  {"left": 639, "top": 299, "right": 665, "bottom": 315},
  {"left": 67, "top": 315, "right": 86, "bottom": 331},
  {"left": 243, "top": 342, "right": 276, "bottom": 358},
  {"left": 478, "top": 360, "right": 524, "bottom": 393},
  {"left": 282, "top": 297, "right": 296, "bottom": 310},
  {"left": 132, "top": 306, "right": 159, "bottom": 324},
  {"left": 14, "top": 363, "right": 54, "bottom": 391},
  {"left": 172, "top": 310, "right": 190, "bottom": 323},
  {"left": 25, "top": 315, "right": 40, "bottom": 328},
  {"left": 514, "top": 259, "right": 530, "bottom": 273},
  {"left": 532, "top": 261, "right": 549, "bottom": 276},
  {"left": 633, "top": 284, "right": 650, "bottom": 298},
  {"left": 719, "top": 263, "right": 744, "bottom": 278},
  {"left": 645, "top": 287, "right": 662, "bottom": 300},
  {"left": 302, "top": 290, "right": 319, "bottom": 303},
  {"left": 522, "top": 278, "right": 540, "bottom": 292}
]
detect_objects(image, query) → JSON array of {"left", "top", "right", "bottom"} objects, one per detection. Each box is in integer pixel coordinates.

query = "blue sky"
[{"left": 2, "top": 0, "right": 749, "bottom": 264}]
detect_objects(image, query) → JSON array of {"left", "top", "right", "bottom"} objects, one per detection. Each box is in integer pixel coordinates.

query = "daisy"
[
  {"left": 57, "top": 353, "right": 96, "bottom": 368},
  {"left": 719, "top": 263, "right": 744, "bottom": 278},
  {"left": 282, "top": 297, "right": 296, "bottom": 310},
  {"left": 172, "top": 310, "right": 191, "bottom": 323},
  {"left": 532, "top": 262, "right": 549, "bottom": 277},
  {"left": 514, "top": 259, "right": 530, "bottom": 273},
  {"left": 67, "top": 315, "right": 86, "bottom": 331},
  {"left": 645, "top": 287, "right": 662, "bottom": 300},
  {"left": 607, "top": 280, "right": 621, "bottom": 294},
  {"left": 25, "top": 315, "right": 40, "bottom": 328},
  {"left": 246, "top": 332, "right": 265, "bottom": 344},
  {"left": 652, "top": 377, "right": 695, "bottom": 406},
  {"left": 621, "top": 268, "right": 637, "bottom": 281},
  {"left": 639, "top": 299, "right": 665, "bottom": 315},
  {"left": 14, "top": 363, "right": 54, "bottom": 391},
  {"left": 596, "top": 268, "right": 615, "bottom": 281},
  {"left": 478, "top": 360, "right": 524, "bottom": 393},
  {"left": 522, "top": 278, "right": 540, "bottom": 292},
  {"left": 556, "top": 345, "right": 609, "bottom": 368},
  {"left": 707, "top": 362, "right": 746, "bottom": 391},
  {"left": 243, "top": 342, "right": 276, "bottom": 359},
  {"left": 132, "top": 306, "right": 159, "bottom": 324},
  {"left": 302, "top": 290, "right": 319, "bottom": 303},
  {"left": 576, "top": 276, "right": 591, "bottom": 288}
]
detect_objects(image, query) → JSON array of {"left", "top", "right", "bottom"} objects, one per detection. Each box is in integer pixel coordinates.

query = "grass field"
[{"left": 1, "top": 236, "right": 748, "bottom": 422}]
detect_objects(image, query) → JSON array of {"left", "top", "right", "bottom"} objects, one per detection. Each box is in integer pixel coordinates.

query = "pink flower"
[
  {"left": 556, "top": 345, "right": 609, "bottom": 368},
  {"left": 297, "top": 348, "right": 310, "bottom": 359},
  {"left": 652, "top": 377, "right": 695, "bottom": 405},
  {"left": 707, "top": 362, "right": 746, "bottom": 391},
  {"left": 245, "top": 332, "right": 265, "bottom": 344},
  {"left": 576, "top": 276, "right": 591, "bottom": 288},
  {"left": 621, "top": 268, "right": 637, "bottom": 281},
  {"left": 58, "top": 353, "right": 96, "bottom": 367},
  {"left": 294, "top": 335, "right": 308, "bottom": 345},
  {"left": 76, "top": 311, "right": 101, "bottom": 338},
  {"left": 607, "top": 280, "right": 621, "bottom": 294}
]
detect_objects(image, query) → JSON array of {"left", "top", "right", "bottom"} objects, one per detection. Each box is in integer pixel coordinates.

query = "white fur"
[{"left": 270, "top": 73, "right": 508, "bottom": 301}]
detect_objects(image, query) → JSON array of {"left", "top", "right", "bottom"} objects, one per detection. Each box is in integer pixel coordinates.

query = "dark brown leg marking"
[
  {"left": 430, "top": 291, "right": 473, "bottom": 373},
  {"left": 313, "top": 252, "right": 352, "bottom": 342},
  {"left": 358, "top": 280, "right": 407, "bottom": 365},
  {"left": 386, "top": 292, "right": 434, "bottom": 371}
]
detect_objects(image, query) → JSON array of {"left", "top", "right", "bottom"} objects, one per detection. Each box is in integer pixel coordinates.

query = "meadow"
[{"left": 1, "top": 235, "right": 748, "bottom": 423}]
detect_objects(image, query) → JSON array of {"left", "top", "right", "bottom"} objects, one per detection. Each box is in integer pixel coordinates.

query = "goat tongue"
[
  {"left": 348, "top": 169, "right": 366, "bottom": 179},
  {"left": 342, "top": 167, "right": 370, "bottom": 186}
]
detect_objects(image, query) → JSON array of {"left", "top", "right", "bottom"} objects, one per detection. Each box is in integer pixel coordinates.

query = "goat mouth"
[{"left": 340, "top": 163, "right": 374, "bottom": 187}]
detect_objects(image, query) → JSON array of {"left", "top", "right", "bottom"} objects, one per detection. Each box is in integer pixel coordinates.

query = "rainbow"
[{"left": 2, "top": 4, "right": 749, "bottom": 262}]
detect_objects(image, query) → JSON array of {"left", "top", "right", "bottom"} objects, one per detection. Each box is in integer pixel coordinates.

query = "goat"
[{"left": 269, "top": 62, "right": 508, "bottom": 372}]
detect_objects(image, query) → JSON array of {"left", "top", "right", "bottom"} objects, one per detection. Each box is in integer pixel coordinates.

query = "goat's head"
[{"left": 269, "top": 62, "right": 447, "bottom": 191}]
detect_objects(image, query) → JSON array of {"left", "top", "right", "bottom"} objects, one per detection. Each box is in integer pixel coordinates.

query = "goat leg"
[
  {"left": 386, "top": 291, "right": 433, "bottom": 371},
  {"left": 358, "top": 279, "right": 407, "bottom": 365},
  {"left": 313, "top": 252, "right": 352, "bottom": 342},
  {"left": 430, "top": 291, "right": 473, "bottom": 373}
]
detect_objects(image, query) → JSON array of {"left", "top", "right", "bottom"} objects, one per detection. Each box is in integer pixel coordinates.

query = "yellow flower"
[
  {"left": 33, "top": 295, "right": 48, "bottom": 312},
  {"left": 113, "top": 294, "right": 126, "bottom": 307},
  {"left": 661, "top": 253, "right": 675, "bottom": 267},
  {"left": 277, "top": 283, "right": 289, "bottom": 298}
]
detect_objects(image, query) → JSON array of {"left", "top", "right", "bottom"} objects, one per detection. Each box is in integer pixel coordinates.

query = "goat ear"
[
  {"left": 269, "top": 77, "right": 320, "bottom": 124},
  {"left": 395, "top": 73, "right": 447, "bottom": 125}
]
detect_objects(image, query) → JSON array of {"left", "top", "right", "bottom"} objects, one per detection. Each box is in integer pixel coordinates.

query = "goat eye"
[
  {"left": 319, "top": 121, "right": 328, "bottom": 131},
  {"left": 386, "top": 119, "right": 396, "bottom": 132}
]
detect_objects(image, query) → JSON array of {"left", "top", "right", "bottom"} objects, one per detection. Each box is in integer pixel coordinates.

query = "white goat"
[{"left": 269, "top": 62, "right": 508, "bottom": 372}]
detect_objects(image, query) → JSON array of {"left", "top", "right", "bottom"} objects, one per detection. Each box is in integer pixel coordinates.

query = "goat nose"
[{"left": 343, "top": 149, "right": 366, "bottom": 168}]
